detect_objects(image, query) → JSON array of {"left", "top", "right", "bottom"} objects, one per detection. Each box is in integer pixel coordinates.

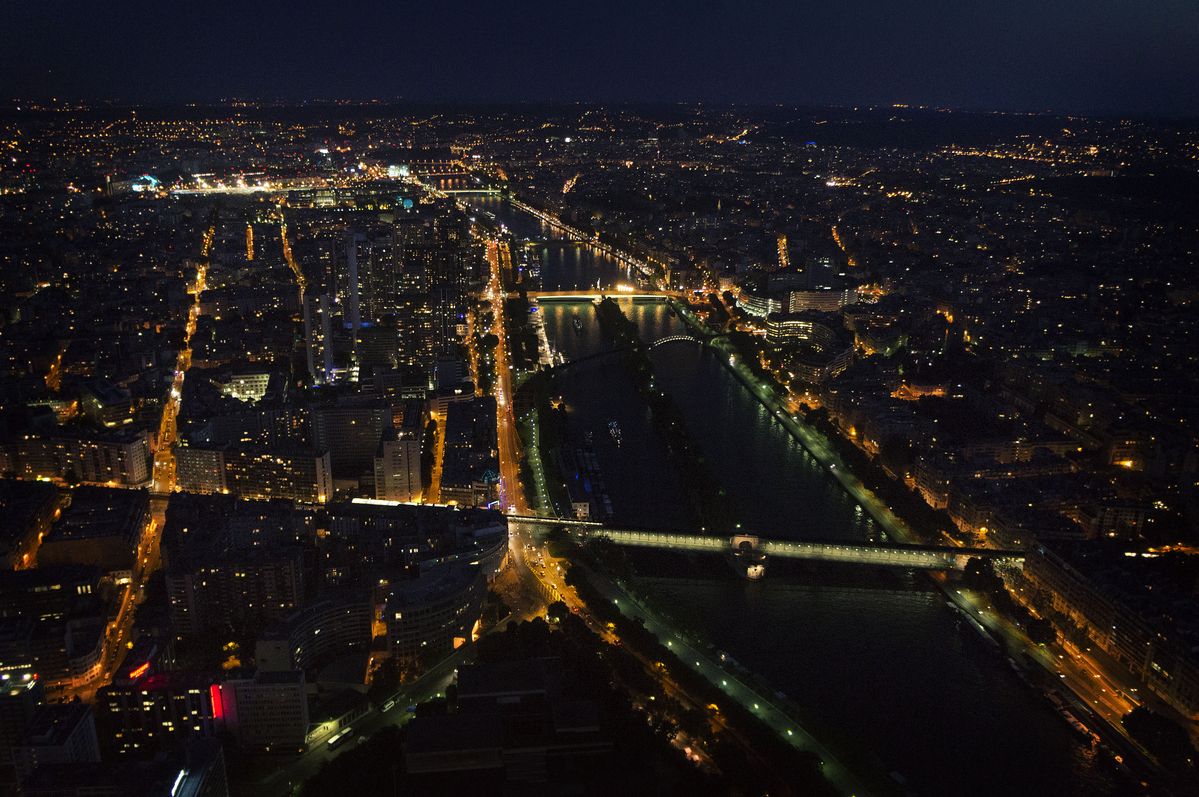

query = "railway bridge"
[{"left": 506, "top": 515, "right": 1022, "bottom": 573}]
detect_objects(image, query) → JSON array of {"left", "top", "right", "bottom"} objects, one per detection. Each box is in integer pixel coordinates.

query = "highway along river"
[{"left": 463, "top": 193, "right": 1132, "bottom": 797}]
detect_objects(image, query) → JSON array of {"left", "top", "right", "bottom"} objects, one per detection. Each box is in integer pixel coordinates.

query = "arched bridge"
[
  {"left": 542, "top": 334, "right": 704, "bottom": 376},
  {"left": 543, "top": 347, "right": 628, "bottom": 377},
  {"left": 648, "top": 334, "right": 704, "bottom": 349},
  {"left": 507, "top": 515, "right": 1022, "bottom": 572}
]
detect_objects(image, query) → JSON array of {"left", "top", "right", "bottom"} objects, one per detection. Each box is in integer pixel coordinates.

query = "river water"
[{"left": 462, "top": 192, "right": 1132, "bottom": 797}]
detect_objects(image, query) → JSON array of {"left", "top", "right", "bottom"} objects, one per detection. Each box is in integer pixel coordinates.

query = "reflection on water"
[
  {"left": 467, "top": 195, "right": 633, "bottom": 290},
  {"left": 651, "top": 342, "right": 876, "bottom": 542},
  {"left": 643, "top": 577, "right": 1131, "bottom": 797},
  {"left": 470, "top": 196, "right": 1128, "bottom": 797}
]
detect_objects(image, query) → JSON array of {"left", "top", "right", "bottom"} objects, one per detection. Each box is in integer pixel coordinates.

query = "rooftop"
[{"left": 48, "top": 486, "right": 147, "bottom": 542}]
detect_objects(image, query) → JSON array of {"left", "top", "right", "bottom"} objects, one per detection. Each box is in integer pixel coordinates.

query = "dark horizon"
[
  {"left": 5, "top": 98, "right": 1199, "bottom": 126},
  {"left": 2, "top": 12, "right": 1199, "bottom": 794},
  {"left": 3, "top": 0, "right": 1198, "bottom": 117}
]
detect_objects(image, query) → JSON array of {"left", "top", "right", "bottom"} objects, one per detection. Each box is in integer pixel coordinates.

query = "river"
[{"left": 460, "top": 191, "right": 1133, "bottom": 797}]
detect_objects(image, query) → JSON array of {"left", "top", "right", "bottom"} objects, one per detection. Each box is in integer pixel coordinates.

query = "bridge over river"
[
  {"left": 526, "top": 289, "right": 684, "bottom": 301},
  {"left": 506, "top": 515, "right": 1022, "bottom": 572}
]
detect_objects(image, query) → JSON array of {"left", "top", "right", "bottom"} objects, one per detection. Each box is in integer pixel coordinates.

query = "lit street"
[{"left": 3, "top": 27, "right": 1197, "bottom": 797}]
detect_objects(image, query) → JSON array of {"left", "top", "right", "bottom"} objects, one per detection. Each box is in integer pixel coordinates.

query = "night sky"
[{"left": 3, "top": 0, "right": 1198, "bottom": 115}]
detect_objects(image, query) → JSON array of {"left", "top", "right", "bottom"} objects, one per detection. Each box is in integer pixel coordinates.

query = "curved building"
[
  {"left": 765, "top": 312, "right": 854, "bottom": 385},
  {"left": 255, "top": 595, "right": 372, "bottom": 674},
  {"left": 385, "top": 562, "right": 485, "bottom": 661}
]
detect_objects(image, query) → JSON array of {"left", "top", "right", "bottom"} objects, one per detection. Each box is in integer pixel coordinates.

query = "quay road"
[
  {"left": 944, "top": 579, "right": 1158, "bottom": 783},
  {"left": 953, "top": 579, "right": 1139, "bottom": 721},
  {"left": 507, "top": 520, "right": 873, "bottom": 797},
  {"left": 508, "top": 197, "right": 665, "bottom": 284},
  {"left": 668, "top": 300, "right": 1161, "bottom": 781},
  {"left": 708, "top": 328, "right": 921, "bottom": 549}
]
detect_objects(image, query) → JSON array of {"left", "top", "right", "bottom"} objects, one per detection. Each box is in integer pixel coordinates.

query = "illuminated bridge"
[
  {"left": 527, "top": 289, "right": 683, "bottom": 301},
  {"left": 648, "top": 334, "right": 704, "bottom": 349},
  {"left": 506, "top": 516, "right": 1022, "bottom": 571},
  {"left": 541, "top": 333, "right": 707, "bottom": 377}
]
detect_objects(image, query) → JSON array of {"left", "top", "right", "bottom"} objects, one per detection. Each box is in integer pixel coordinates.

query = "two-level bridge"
[{"left": 506, "top": 515, "right": 1022, "bottom": 572}]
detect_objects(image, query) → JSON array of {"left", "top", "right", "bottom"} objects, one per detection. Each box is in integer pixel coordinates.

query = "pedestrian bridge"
[{"left": 506, "top": 515, "right": 1022, "bottom": 571}]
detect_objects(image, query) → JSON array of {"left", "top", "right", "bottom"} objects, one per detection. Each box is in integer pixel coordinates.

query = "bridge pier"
[{"left": 729, "top": 535, "right": 768, "bottom": 579}]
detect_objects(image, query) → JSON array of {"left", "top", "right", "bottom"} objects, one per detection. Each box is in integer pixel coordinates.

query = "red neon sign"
[{"left": 210, "top": 683, "right": 224, "bottom": 722}]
